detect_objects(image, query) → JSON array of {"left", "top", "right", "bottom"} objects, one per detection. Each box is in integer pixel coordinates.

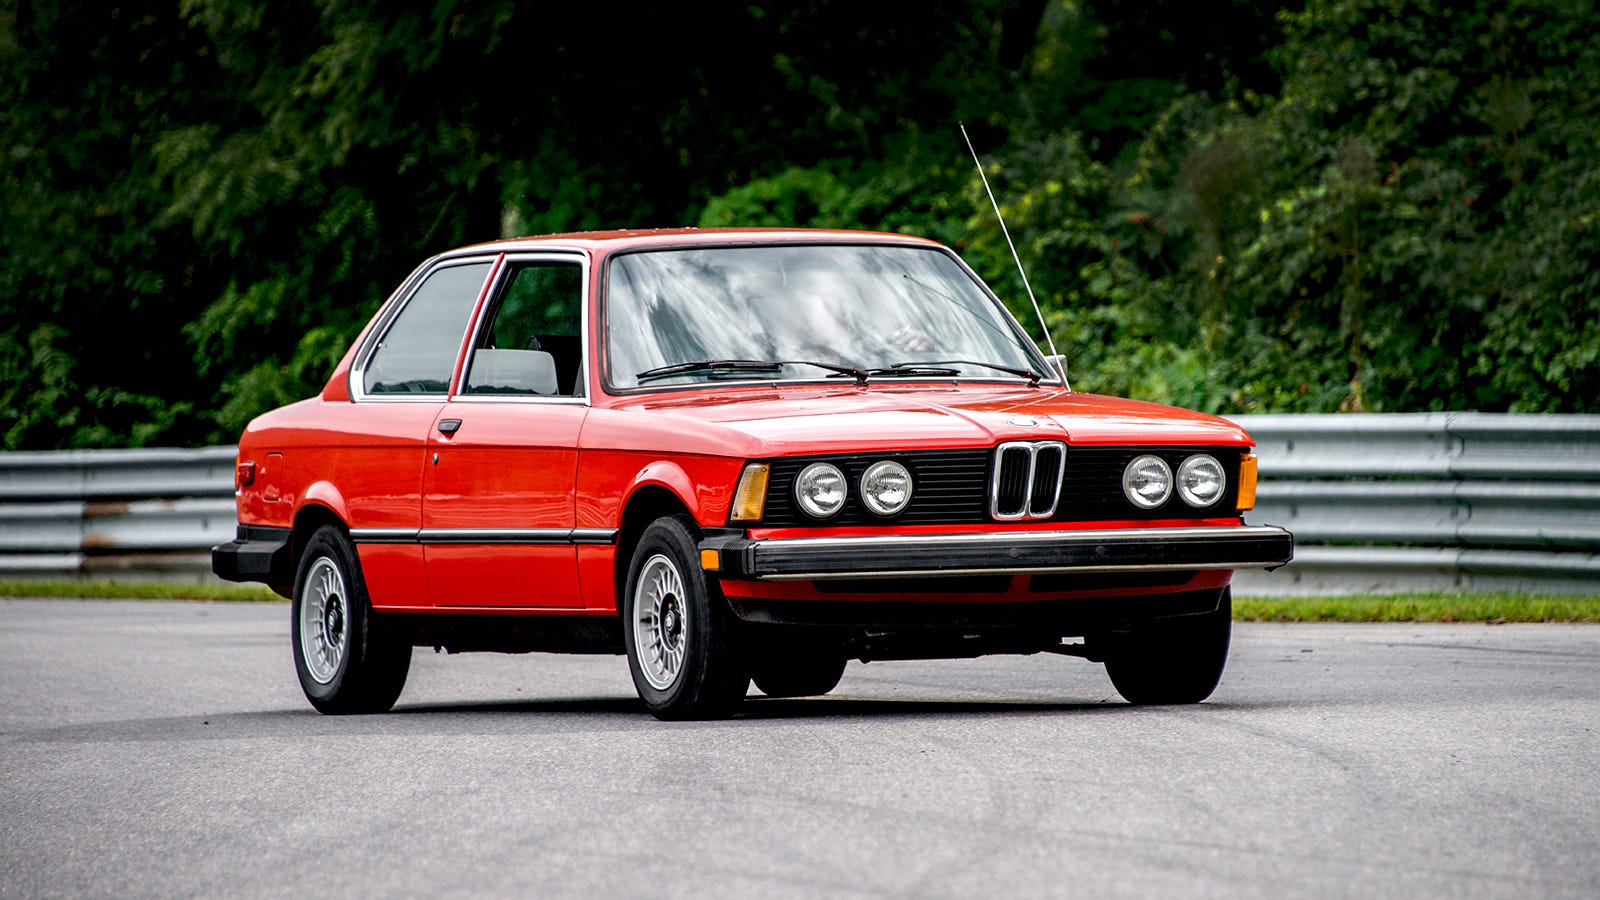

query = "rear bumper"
[
  {"left": 700, "top": 525, "right": 1294, "bottom": 581},
  {"left": 212, "top": 525, "right": 292, "bottom": 584}
]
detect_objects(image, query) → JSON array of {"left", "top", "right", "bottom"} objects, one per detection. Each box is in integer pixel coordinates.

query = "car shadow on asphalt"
[
  {"left": 392, "top": 697, "right": 644, "bottom": 716},
  {"left": 389, "top": 694, "right": 1127, "bottom": 720},
  {"left": 9, "top": 696, "right": 1262, "bottom": 744},
  {"left": 741, "top": 696, "right": 1126, "bottom": 719}
]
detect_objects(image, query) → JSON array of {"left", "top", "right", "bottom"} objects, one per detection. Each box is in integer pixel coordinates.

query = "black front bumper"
[
  {"left": 700, "top": 525, "right": 1294, "bottom": 581},
  {"left": 212, "top": 525, "right": 293, "bottom": 584}
]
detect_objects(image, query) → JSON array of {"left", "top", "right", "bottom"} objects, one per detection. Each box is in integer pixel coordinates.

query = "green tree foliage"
[
  {"left": 1, "top": 3, "right": 216, "bottom": 448},
  {"left": 3, "top": 0, "right": 1033, "bottom": 447},
  {"left": 977, "top": 0, "right": 1600, "bottom": 412},
  {"left": 2, "top": 0, "right": 1598, "bottom": 449}
]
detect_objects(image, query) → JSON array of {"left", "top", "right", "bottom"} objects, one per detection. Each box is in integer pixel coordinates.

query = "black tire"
[
  {"left": 291, "top": 525, "right": 411, "bottom": 714},
  {"left": 622, "top": 515, "right": 750, "bottom": 720},
  {"left": 751, "top": 649, "right": 847, "bottom": 699},
  {"left": 1104, "top": 587, "right": 1232, "bottom": 705}
]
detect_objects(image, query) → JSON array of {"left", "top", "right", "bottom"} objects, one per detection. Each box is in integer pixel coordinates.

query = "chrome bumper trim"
[{"left": 700, "top": 525, "right": 1293, "bottom": 581}]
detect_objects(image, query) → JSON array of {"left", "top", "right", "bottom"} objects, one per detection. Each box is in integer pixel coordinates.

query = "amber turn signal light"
[
  {"left": 1236, "top": 453, "right": 1258, "bottom": 511},
  {"left": 730, "top": 463, "right": 770, "bottom": 523}
]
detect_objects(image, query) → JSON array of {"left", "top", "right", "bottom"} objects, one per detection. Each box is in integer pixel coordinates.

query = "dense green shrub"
[
  {"left": 977, "top": 0, "right": 1600, "bottom": 412},
  {"left": 3, "top": 0, "right": 1597, "bottom": 449}
]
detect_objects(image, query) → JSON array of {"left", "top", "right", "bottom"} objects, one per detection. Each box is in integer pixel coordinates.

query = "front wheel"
[
  {"left": 1103, "top": 587, "right": 1232, "bottom": 705},
  {"left": 751, "top": 647, "right": 846, "bottom": 699},
  {"left": 622, "top": 515, "right": 749, "bottom": 720},
  {"left": 291, "top": 525, "right": 411, "bottom": 714}
]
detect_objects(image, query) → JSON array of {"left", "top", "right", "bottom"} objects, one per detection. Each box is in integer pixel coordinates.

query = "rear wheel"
[
  {"left": 622, "top": 515, "right": 749, "bottom": 720},
  {"left": 1104, "top": 587, "right": 1232, "bottom": 705},
  {"left": 291, "top": 525, "right": 411, "bottom": 714}
]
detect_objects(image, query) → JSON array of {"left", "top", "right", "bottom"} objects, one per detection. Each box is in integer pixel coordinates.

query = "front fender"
[
  {"left": 626, "top": 461, "right": 706, "bottom": 524},
  {"left": 577, "top": 449, "right": 746, "bottom": 532}
]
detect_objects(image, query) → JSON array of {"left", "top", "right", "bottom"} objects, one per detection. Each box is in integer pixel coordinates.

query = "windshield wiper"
[
  {"left": 881, "top": 360, "right": 1043, "bottom": 385},
  {"left": 863, "top": 364, "right": 962, "bottom": 378},
  {"left": 635, "top": 357, "right": 1039, "bottom": 386},
  {"left": 636, "top": 359, "right": 869, "bottom": 383}
]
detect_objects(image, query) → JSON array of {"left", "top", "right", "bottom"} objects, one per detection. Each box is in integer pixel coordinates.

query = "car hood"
[{"left": 591, "top": 384, "right": 1253, "bottom": 457}]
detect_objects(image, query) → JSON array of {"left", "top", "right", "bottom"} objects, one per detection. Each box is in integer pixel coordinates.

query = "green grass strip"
[
  {"left": 1233, "top": 592, "right": 1600, "bottom": 623},
  {"left": 0, "top": 580, "right": 284, "bottom": 602},
  {"left": 3, "top": 581, "right": 1598, "bottom": 621}
]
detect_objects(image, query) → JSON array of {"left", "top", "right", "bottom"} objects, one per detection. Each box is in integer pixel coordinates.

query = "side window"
[
  {"left": 465, "top": 262, "right": 584, "bottom": 396},
  {"left": 363, "top": 262, "right": 492, "bottom": 395}
]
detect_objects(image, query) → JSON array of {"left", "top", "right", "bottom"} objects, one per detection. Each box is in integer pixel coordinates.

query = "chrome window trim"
[
  {"left": 350, "top": 256, "right": 501, "bottom": 402},
  {"left": 447, "top": 395, "right": 592, "bottom": 406},
  {"left": 594, "top": 375, "right": 1049, "bottom": 395},
  {"left": 344, "top": 257, "right": 435, "bottom": 401},
  {"left": 454, "top": 251, "right": 592, "bottom": 405},
  {"left": 597, "top": 241, "right": 1064, "bottom": 396}
]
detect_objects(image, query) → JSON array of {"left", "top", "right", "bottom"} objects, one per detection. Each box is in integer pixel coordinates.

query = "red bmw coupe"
[{"left": 214, "top": 228, "right": 1293, "bottom": 719}]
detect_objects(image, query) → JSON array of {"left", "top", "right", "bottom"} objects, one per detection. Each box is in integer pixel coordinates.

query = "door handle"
[{"left": 437, "top": 419, "right": 462, "bottom": 435}]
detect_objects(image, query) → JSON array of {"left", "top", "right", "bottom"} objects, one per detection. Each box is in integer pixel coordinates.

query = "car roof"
[{"left": 441, "top": 227, "right": 946, "bottom": 258}]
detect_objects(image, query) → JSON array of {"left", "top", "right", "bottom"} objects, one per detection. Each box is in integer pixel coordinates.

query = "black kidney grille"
[
  {"left": 992, "top": 444, "right": 1032, "bottom": 518},
  {"left": 1030, "top": 443, "right": 1066, "bottom": 517},
  {"left": 754, "top": 445, "right": 1240, "bottom": 526},
  {"left": 991, "top": 441, "right": 1066, "bottom": 520}
]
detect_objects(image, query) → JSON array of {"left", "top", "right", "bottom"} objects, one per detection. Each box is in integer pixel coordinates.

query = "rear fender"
[{"left": 298, "top": 481, "right": 351, "bottom": 525}]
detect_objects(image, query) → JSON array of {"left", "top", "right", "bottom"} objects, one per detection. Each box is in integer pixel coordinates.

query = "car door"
[
  {"left": 421, "top": 254, "right": 590, "bottom": 608},
  {"left": 342, "top": 256, "right": 498, "bottom": 608}
]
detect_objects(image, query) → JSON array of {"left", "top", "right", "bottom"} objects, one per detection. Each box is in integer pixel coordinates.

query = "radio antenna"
[{"left": 959, "top": 123, "right": 1065, "bottom": 381}]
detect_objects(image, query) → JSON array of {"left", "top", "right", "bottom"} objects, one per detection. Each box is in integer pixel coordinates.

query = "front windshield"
[{"left": 603, "top": 244, "right": 1051, "bottom": 389}]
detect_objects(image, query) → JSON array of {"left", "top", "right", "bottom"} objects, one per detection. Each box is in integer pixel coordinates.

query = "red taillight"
[{"left": 237, "top": 461, "right": 257, "bottom": 487}]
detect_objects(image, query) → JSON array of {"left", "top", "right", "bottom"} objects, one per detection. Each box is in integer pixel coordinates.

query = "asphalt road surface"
[{"left": 2, "top": 598, "right": 1597, "bottom": 898}]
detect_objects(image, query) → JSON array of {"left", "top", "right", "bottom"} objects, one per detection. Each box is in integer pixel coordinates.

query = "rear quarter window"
[{"left": 363, "top": 261, "right": 492, "bottom": 395}]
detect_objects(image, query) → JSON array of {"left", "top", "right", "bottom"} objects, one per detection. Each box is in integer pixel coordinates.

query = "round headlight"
[
  {"left": 1177, "top": 454, "right": 1226, "bottom": 508},
  {"left": 794, "top": 462, "right": 847, "bottom": 519},
  {"left": 1123, "top": 455, "right": 1173, "bottom": 509},
  {"left": 859, "top": 460, "right": 913, "bottom": 517}
]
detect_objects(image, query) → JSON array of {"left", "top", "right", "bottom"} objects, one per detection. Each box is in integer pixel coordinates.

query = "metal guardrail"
[
  {"left": 0, "top": 447, "right": 236, "bottom": 579},
  {"left": 1230, "top": 413, "right": 1600, "bottom": 595},
  {"left": 2, "top": 414, "right": 1598, "bottom": 592}
]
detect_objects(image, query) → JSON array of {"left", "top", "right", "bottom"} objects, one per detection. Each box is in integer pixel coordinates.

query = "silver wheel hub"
[
  {"left": 633, "top": 554, "right": 688, "bottom": 691},
  {"left": 299, "top": 556, "right": 350, "bottom": 685}
]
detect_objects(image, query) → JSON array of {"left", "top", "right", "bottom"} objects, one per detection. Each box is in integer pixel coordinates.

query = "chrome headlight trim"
[
  {"left": 1177, "top": 454, "right": 1226, "bottom": 508},
  {"left": 859, "top": 460, "right": 913, "bottom": 517},
  {"left": 794, "top": 462, "right": 847, "bottom": 519},
  {"left": 1123, "top": 454, "right": 1173, "bottom": 509}
]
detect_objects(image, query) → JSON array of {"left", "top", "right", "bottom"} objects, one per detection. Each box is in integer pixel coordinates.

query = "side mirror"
[{"left": 1044, "top": 354, "right": 1069, "bottom": 387}]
